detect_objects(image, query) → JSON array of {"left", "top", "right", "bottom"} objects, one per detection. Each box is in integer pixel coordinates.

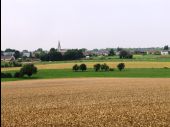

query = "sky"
[{"left": 1, "top": 0, "right": 170, "bottom": 51}]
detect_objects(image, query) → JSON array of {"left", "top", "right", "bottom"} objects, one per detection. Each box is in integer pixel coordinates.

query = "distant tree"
[
  {"left": 108, "top": 49, "right": 115, "bottom": 56},
  {"left": 117, "top": 63, "right": 125, "bottom": 71},
  {"left": 40, "top": 53, "right": 49, "bottom": 61},
  {"left": 49, "top": 48, "right": 56, "bottom": 53},
  {"left": 5, "top": 48, "right": 15, "bottom": 52},
  {"left": 164, "top": 45, "right": 169, "bottom": 50},
  {"left": 119, "top": 50, "right": 133, "bottom": 59},
  {"left": 101, "top": 63, "right": 109, "bottom": 71},
  {"left": 79, "top": 64, "right": 87, "bottom": 71},
  {"left": 20, "top": 64, "right": 37, "bottom": 77},
  {"left": 14, "top": 50, "right": 21, "bottom": 59},
  {"left": 72, "top": 64, "right": 79, "bottom": 72},
  {"left": 48, "top": 51, "right": 62, "bottom": 61},
  {"left": 94, "top": 64, "right": 101, "bottom": 72},
  {"left": 63, "top": 49, "right": 84, "bottom": 60}
]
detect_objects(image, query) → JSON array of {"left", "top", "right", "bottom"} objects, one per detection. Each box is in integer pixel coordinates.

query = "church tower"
[{"left": 58, "top": 41, "right": 61, "bottom": 52}]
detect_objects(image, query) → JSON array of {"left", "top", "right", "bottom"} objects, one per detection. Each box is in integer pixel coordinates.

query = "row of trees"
[
  {"left": 72, "top": 63, "right": 125, "bottom": 72},
  {"left": 40, "top": 49, "right": 85, "bottom": 61}
]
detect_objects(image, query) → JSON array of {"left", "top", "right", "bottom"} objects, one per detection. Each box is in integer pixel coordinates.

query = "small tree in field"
[
  {"left": 101, "top": 63, "right": 109, "bottom": 71},
  {"left": 79, "top": 64, "right": 87, "bottom": 71},
  {"left": 117, "top": 63, "right": 125, "bottom": 71},
  {"left": 20, "top": 64, "right": 37, "bottom": 77},
  {"left": 94, "top": 64, "right": 101, "bottom": 72},
  {"left": 72, "top": 64, "right": 79, "bottom": 72}
]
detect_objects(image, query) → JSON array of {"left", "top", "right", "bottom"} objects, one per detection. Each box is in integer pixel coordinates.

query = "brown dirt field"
[
  {"left": 1, "top": 62, "right": 170, "bottom": 71},
  {"left": 1, "top": 78, "right": 170, "bottom": 127}
]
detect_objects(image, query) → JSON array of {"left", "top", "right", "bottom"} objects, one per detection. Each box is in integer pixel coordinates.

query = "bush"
[
  {"left": 109, "top": 68, "right": 115, "bottom": 71},
  {"left": 94, "top": 64, "right": 101, "bottom": 72},
  {"left": 79, "top": 64, "right": 87, "bottom": 71},
  {"left": 20, "top": 64, "right": 37, "bottom": 77},
  {"left": 1, "top": 72, "right": 13, "bottom": 78},
  {"left": 117, "top": 63, "right": 125, "bottom": 71},
  {"left": 101, "top": 63, "right": 109, "bottom": 71},
  {"left": 1, "top": 72, "right": 6, "bottom": 78},
  {"left": 72, "top": 64, "right": 79, "bottom": 72},
  {"left": 14, "top": 72, "right": 22, "bottom": 78},
  {"left": 13, "top": 62, "right": 22, "bottom": 67}
]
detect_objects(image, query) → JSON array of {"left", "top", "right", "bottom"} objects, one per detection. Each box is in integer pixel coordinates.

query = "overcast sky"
[{"left": 1, "top": 0, "right": 170, "bottom": 51}]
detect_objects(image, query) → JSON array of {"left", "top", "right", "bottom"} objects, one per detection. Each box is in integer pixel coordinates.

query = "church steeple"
[{"left": 58, "top": 41, "right": 61, "bottom": 52}]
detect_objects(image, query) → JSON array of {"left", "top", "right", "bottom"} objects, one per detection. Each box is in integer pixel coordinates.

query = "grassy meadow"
[{"left": 1, "top": 68, "right": 170, "bottom": 82}]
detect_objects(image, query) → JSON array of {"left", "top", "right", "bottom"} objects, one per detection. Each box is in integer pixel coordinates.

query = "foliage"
[
  {"left": 40, "top": 49, "right": 84, "bottom": 61},
  {"left": 1, "top": 61, "right": 22, "bottom": 68},
  {"left": 72, "top": 64, "right": 79, "bottom": 72},
  {"left": 79, "top": 64, "right": 87, "bottom": 71},
  {"left": 101, "top": 63, "right": 109, "bottom": 71},
  {"left": 14, "top": 72, "right": 22, "bottom": 78},
  {"left": 20, "top": 64, "right": 37, "bottom": 77},
  {"left": 117, "top": 63, "right": 125, "bottom": 71},
  {"left": 1, "top": 72, "right": 13, "bottom": 78},
  {"left": 63, "top": 49, "right": 84, "bottom": 60},
  {"left": 94, "top": 64, "right": 101, "bottom": 72},
  {"left": 108, "top": 49, "right": 115, "bottom": 56},
  {"left": 119, "top": 50, "right": 133, "bottom": 59},
  {"left": 163, "top": 45, "right": 169, "bottom": 50}
]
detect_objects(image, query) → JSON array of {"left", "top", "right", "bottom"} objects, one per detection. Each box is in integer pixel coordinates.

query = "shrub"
[
  {"left": 79, "top": 64, "right": 87, "bottom": 71},
  {"left": 164, "top": 67, "right": 169, "bottom": 69},
  {"left": 101, "top": 63, "right": 109, "bottom": 71},
  {"left": 117, "top": 63, "right": 125, "bottom": 71},
  {"left": 20, "top": 64, "right": 37, "bottom": 77},
  {"left": 1, "top": 72, "right": 13, "bottom": 78},
  {"left": 109, "top": 68, "right": 115, "bottom": 71},
  {"left": 94, "top": 64, "right": 101, "bottom": 72},
  {"left": 14, "top": 72, "right": 22, "bottom": 78},
  {"left": 72, "top": 64, "right": 79, "bottom": 72},
  {"left": 13, "top": 62, "right": 22, "bottom": 67},
  {"left": 1, "top": 72, "right": 6, "bottom": 78}
]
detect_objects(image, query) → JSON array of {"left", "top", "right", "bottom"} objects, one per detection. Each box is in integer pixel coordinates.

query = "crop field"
[
  {"left": 1, "top": 78, "right": 170, "bottom": 127},
  {"left": 1, "top": 61, "right": 170, "bottom": 71}
]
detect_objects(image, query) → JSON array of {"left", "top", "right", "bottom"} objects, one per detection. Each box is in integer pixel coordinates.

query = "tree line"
[
  {"left": 72, "top": 63, "right": 125, "bottom": 72},
  {"left": 39, "top": 49, "right": 85, "bottom": 61}
]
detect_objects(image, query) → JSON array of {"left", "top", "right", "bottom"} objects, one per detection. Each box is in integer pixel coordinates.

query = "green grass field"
[
  {"left": 32, "top": 55, "right": 170, "bottom": 65},
  {"left": 1, "top": 68, "right": 170, "bottom": 82}
]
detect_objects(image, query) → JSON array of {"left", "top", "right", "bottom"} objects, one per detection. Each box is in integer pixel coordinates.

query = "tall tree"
[{"left": 164, "top": 45, "right": 169, "bottom": 50}]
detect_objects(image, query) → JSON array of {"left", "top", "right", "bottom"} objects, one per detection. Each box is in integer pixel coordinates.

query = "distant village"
[{"left": 1, "top": 41, "right": 170, "bottom": 62}]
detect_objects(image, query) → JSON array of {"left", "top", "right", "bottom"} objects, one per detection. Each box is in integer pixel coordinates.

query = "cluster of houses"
[
  {"left": 1, "top": 50, "right": 31, "bottom": 61},
  {"left": 1, "top": 42, "right": 170, "bottom": 61}
]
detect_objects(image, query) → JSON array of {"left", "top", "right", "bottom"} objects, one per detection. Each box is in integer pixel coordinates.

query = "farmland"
[
  {"left": 1, "top": 78, "right": 170, "bottom": 126},
  {"left": 1, "top": 68, "right": 170, "bottom": 82},
  {"left": 1, "top": 61, "right": 170, "bottom": 72}
]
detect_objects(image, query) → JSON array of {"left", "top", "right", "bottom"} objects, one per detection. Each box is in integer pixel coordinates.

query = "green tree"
[
  {"left": 20, "top": 64, "right": 37, "bottom": 77},
  {"left": 119, "top": 50, "right": 133, "bottom": 59},
  {"left": 108, "top": 49, "right": 115, "bottom": 56},
  {"left": 101, "top": 63, "right": 109, "bottom": 71},
  {"left": 72, "top": 64, "right": 79, "bottom": 72},
  {"left": 79, "top": 64, "right": 87, "bottom": 71},
  {"left": 14, "top": 50, "right": 21, "bottom": 59},
  {"left": 164, "top": 45, "right": 169, "bottom": 50},
  {"left": 63, "top": 49, "right": 84, "bottom": 60},
  {"left": 94, "top": 64, "right": 101, "bottom": 72},
  {"left": 117, "top": 63, "right": 125, "bottom": 71}
]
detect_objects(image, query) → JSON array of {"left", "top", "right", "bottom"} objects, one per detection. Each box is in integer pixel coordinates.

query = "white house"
[{"left": 161, "top": 50, "right": 169, "bottom": 55}]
